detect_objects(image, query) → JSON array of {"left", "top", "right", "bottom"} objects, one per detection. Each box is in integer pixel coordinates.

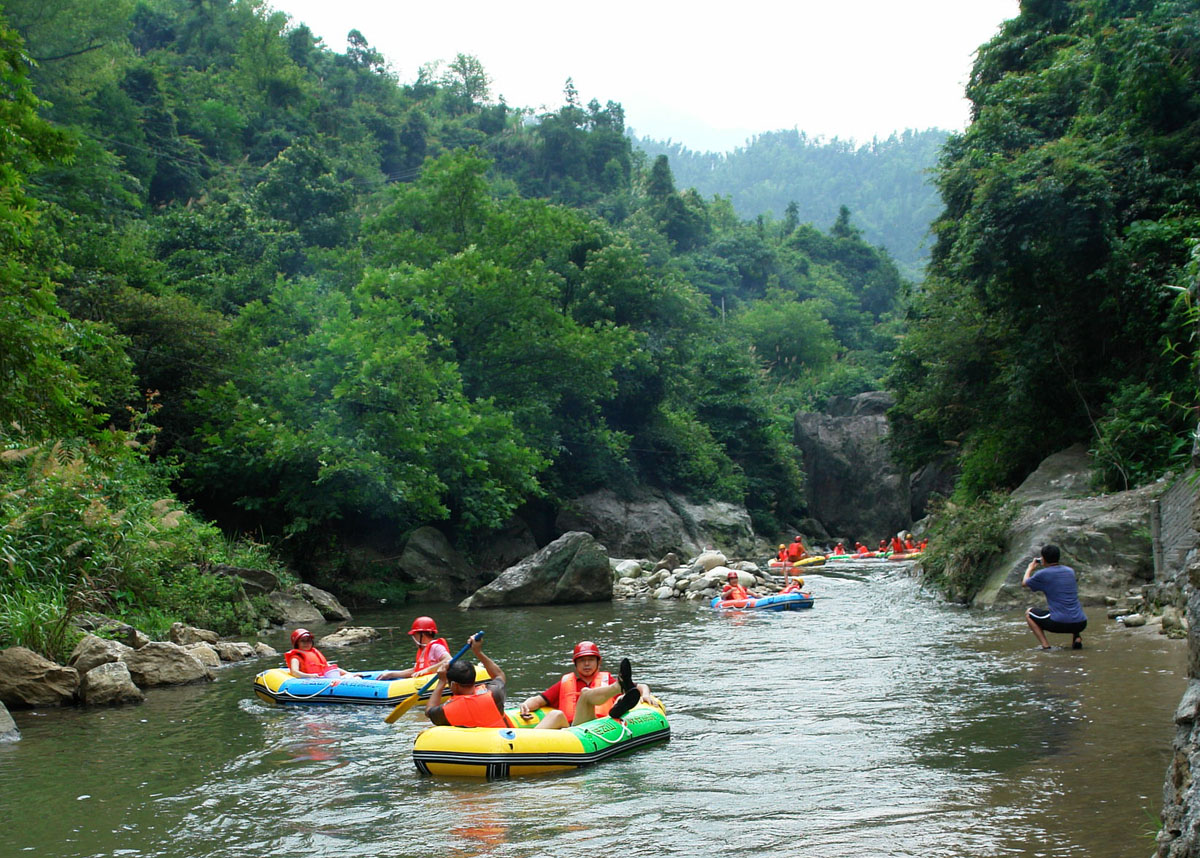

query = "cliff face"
[
  {"left": 792, "top": 392, "right": 914, "bottom": 543},
  {"left": 1157, "top": 485, "right": 1200, "bottom": 856}
]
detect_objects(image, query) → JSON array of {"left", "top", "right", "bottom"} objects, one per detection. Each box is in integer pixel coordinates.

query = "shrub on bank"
[
  {"left": 0, "top": 431, "right": 286, "bottom": 662},
  {"left": 918, "top": 492, "right": 1017, "bottom": 603}
]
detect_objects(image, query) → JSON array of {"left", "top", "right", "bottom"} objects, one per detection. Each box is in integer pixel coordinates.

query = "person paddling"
[
  {"left": 376, "top": 616, "right": 450, "bottom": 681},
  {"left": 425, "top": 633, "right": 512, "bottom": 727}
]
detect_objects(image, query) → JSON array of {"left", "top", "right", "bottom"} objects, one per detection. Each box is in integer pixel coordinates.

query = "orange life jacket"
[
  {"left": 785, "top": 542, "right": 805, "bottom": 561},
  {"left": 559, "top": 670, "right": 615, "bottom": 721},
  {"left": 440, "top": 684, "right": 512, "bottom": 728},
  {"left": 285, "top": 647, "right": 330, "bottom": 676},
  {"left": 414, "top": 637, "right": 449, "bottom": 673},
  {"left": 891, "top": 537, "right": 905, "bottom": 553},
  {"left": 722, "top": 584, "right": 751, "bottom": 600}
]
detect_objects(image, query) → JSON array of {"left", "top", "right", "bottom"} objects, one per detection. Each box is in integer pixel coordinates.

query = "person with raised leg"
[{"left": 519, "top": 642, "right": 652, "bottom": 729}]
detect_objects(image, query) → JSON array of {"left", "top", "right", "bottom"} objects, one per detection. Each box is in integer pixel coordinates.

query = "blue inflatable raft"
[{"left": 710, "top": 592, "right": 815, "bottom": 612}]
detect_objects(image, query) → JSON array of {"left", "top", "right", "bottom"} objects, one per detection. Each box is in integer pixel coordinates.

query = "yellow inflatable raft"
[
  {"left": 412, "top": 701, "right": 670, "bottom": 779},
  {"left": 252, "top": 665, "right": 489, "bottom": 707}
]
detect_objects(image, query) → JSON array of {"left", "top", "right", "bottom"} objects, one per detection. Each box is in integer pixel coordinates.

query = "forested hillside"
[
  {"left": 889, "top": 0, "right": 1200, "bottom": 504},
  {"left": 636, "top": 129, "right": 948, "bottom": 279},
  {"left": 0, "top": 0, "right": 907, "bottom": 654}
]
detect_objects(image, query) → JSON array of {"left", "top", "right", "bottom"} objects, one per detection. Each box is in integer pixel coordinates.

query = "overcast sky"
[{"left": 267, "top": 0, "right": 1021, "bottom": 153}]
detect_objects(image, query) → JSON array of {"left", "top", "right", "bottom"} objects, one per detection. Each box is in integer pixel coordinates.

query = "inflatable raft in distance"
[
  {"left": 710, "top": 591, "right": 815, "bottom": 611},
  {"left": 768, "top": 555, "right": 826, "bottom": 571},
  {"left": 412, "top": 701, "right": 670, "bottom": 779},
  {"left": 252, "top": 665, "right": 490, "bottom": 707}
]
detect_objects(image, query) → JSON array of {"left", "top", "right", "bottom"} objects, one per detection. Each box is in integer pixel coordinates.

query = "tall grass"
[{"left": 1, "top": 430, "right": 287, "bottom": 659}]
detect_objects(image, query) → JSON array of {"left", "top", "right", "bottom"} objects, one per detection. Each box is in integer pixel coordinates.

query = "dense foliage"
[
  {"left": 636, "top": 129, "right": 948, "bottom": 279},
  {"left": 0, "top": 0, "right": 912, "bottom": 652},
  {"left": 888, "top": 0, "right": 1200, "bottom": 500}
]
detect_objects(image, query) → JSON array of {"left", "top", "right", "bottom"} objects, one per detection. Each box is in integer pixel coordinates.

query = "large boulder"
[
  {"left": 460, "top": 532, "right": 612, "bottom": 608},
  {"left": 79, "top": 662, "right": 144, "bottom": 706},
  {"left": 973, "top": 448, "right": 1159, "bottom": 607},
  {"left": 265, "top": 590, "right": 324, "bottom": 625},
  {"left": 168, "top": 623, "right": 219, "bottom": 646},
  {"left": 555, "top": 488, "right": 755, "bottom": 559},
  {"left": 294, "top": 583, "right": 352, "bottom": 621},
  {"left": 212, "top": 564, "right": 280, "bottom": 594},
  {"left": 397, "top": 526, "right": 484, "bottom": 601},
  {"left": 793, "top": 391, "right": 911, "bottom": 544},
  {"left": 0, "top": 647, "right": 79, "bottom": 708},
  {"left": 67, "top": 634, "right": 134, "bottom": 676},
  {"left": 318, "top": 627, "right": 379, "bottom": 647},
  {"left": 120, "top": 642, "right": 213, "bottom": 687},
  {"left": 0, "top": 702, "right": 18, "bottom": 742}
]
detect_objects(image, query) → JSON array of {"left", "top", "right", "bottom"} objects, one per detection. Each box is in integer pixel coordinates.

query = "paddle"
[{"left": 383, "top": 630, "right": 483, "bottom": 724}]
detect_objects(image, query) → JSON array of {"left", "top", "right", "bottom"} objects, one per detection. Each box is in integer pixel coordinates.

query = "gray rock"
[
  {"left": 472, "top": 515, "right": 539, "bottom": 579},
  {"left": 973, "top": 478, "right": 1158, "bottom": 608},
  {"left": 1121, "top": 613, "right": 1147, "bottom": 627},
  {"left": 213, "top": 641, "right": 257, "bottom": 662},
  {"left": 555, "top": 488, "right": 756, "bottom": 559},
  {"left": 1008, "top": 444, "right": 1097, "bottom": 505},
  {"left": 254, "top": 642, "right": 278, "bottom": 658},
  {"left": 794, "top": 392, "right": 912, "bottom": 544},
  {"left": 168, "top": 623, "right": 219, "bottom": 646},
  {"left": 265, "top": 591, "right": 324, "bottom": 625},
  {"left": 120, "top": 642, "right": 213, "bottom": 687},
  {"left": 460, "top": 531, "right": 612, "bottom": 608},
  {"left": 397, "top": 526, "right": 479, "bottom": 601},
  {"left": 0, "top": 647, "right": 78, "bottom": 708},
  {"left": 68, "top": 634, "right": 134, "bottom": 676},
  {"left": 184, "top": 643, "right": 221, "bottom": 667},
  {"left": 318, "top": 627, "right": 379, "bottom": 647},
  {"left": 0, "top": 701, "right": 19, "bottom": 742},
  {"left": 80, "top": 662, "right": 144, "bottom": 706},
  {"left": 293, "top": 583, "right": 351, "bottom": 622},
  {"left": 654, "top": 586, "right": 674, "bottom": 599},
  {"left": 212, "top": 564, "right": 280, "bottom": 594}
]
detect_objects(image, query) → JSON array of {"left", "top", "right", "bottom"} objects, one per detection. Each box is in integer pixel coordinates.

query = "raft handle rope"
[{"left": 279, "top": 679, "right": 340, "bottom": 700}]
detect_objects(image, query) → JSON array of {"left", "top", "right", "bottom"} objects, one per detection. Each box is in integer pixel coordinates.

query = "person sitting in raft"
[
  {"left": 1022, "top": 544, "right": 1087, "bottom": 650},
  {"left": 517, "top": 641, "right": 648, "bottom": 728},
  {"left": 425, "top": 633, "right": 513, "bottom": 727},
  {"left": 779, "top": 574, "right": 805, "bottom": 595},
  {"left": 878, "top": 539, "right": 889, "bottom": 553},
  {"left": 721, "top": 569, "right": 760, "bottom": 601},
  {"left": 833, "top": 541, "right": 847, "bottom": 555},
  {"left": 375, "top": 615, "right": 450, "bottom": 681},
  {"left": 904, "top": 533, "right": 918, "bottom": 551},
  {"left": 854, "top": 542, "right": 869, "bottom": 555},
  {"left": 785, "top": 536, "right": 807, "bottom": 562},
  {"left": 891, "top": 535, "right": 906, "bottom": 554},
  {"left": 285, "top": 628, "right": 357, "bottom": 679},
  {"left": 776, "top": 543, "right": 788, "bottom": 562}
]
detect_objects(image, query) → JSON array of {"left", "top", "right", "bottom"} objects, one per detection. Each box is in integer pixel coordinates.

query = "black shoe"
[
  {"left": 1072, "top": 636, "right": 1083, "bottom": 650},
  {"left": 609, "top": 687, "right": 640, "bottom": 720},
  {"left": 618, "top": 657, "right": 633, "bottom": 692}
]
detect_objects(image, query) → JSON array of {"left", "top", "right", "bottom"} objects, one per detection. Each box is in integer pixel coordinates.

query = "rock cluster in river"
[{"left": 609, "top": 550, "right": 774, "bottom": 601}]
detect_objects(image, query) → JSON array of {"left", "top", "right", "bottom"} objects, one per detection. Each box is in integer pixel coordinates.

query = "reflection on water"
[{"left": 0, "top": 567, "right": 1184, "bottom": 858}]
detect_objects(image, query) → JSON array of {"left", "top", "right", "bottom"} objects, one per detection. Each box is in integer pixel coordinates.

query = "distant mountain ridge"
[{"left": 635, "top": 128, "right": 949, "bottom": 279}]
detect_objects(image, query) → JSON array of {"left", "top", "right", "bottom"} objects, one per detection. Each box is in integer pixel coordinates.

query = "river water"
[{"left": 0, "top": 565, "right": 1184, "bottom": 858}]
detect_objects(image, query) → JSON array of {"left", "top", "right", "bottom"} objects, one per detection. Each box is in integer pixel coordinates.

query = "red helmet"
[
  {"left": 408, "top": 616, "right": 438, "bottom": 636},
  {"left": 727, "top": 570, "right": 739, "bottom": 580},
  {"left": 572, "top": 640, "right": 601, "bottom": 662},
  {"left": 290, "top": 628, "right": 314, "bottom": 647}
]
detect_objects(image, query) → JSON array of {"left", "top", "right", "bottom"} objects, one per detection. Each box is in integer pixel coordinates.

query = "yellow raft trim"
[{"left": 412, "top": 701, "right": 670, "bottom": 779}]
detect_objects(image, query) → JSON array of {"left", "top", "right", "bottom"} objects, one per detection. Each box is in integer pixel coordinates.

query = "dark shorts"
[{"left": 1028, "top": 608, "right": 1087, "bottom": 636}]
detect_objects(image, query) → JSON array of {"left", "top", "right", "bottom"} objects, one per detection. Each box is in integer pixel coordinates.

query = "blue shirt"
[{"left": 1026, "top": 564, "right": 1086, "bottom": 623}]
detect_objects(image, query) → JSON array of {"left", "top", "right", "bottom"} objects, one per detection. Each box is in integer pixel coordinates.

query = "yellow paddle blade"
[{"left": 383, "top": 692, "right": 420, "bottom": 724}]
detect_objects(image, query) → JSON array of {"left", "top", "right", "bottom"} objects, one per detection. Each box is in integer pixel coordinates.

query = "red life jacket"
[
  {"left": 414, "top": 637, "right": 449, "bottom": 673},
  {"left": 559, "top": 670, "right": 615, "bottom": 721},
  {"left": 440, "top": 684, "right": 512, "bottom": 728},
  {"left": 785, "top": 542, "right": 805, "bottom": 561},
  {"left": 285, "top": 647, "right": 330, "bottom": 675},
  {"left": 722, "top": 584, "right": 750, "bottom": 601},
  {"left": 891, "top": 537, "right": 905, "bottom": 553}
]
